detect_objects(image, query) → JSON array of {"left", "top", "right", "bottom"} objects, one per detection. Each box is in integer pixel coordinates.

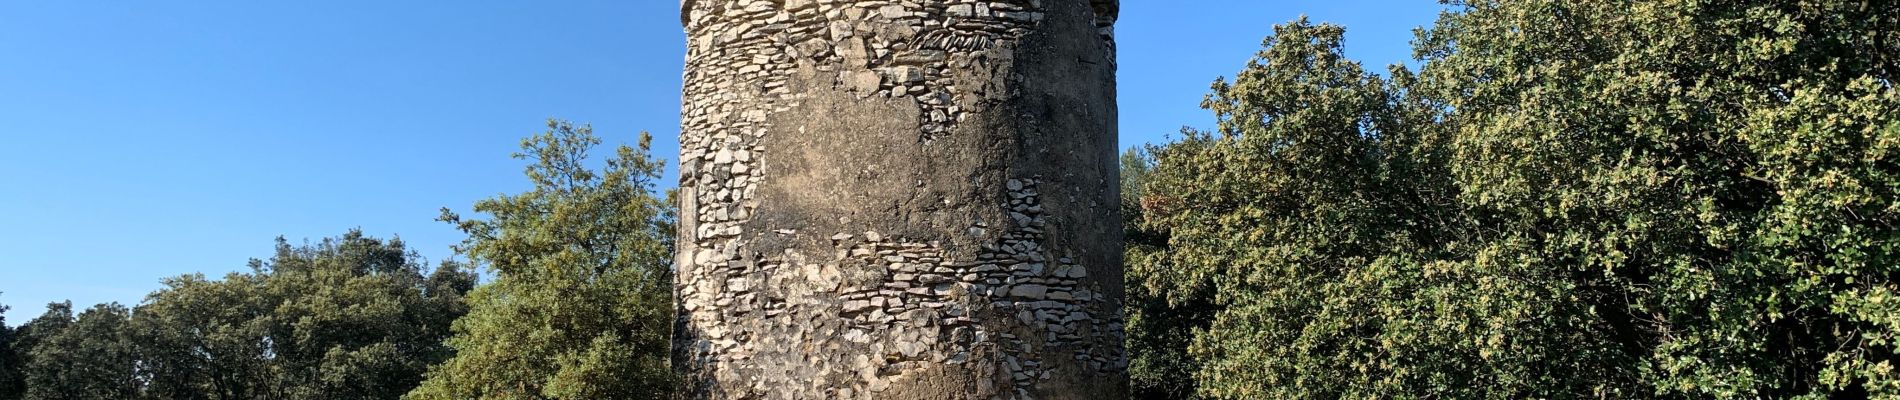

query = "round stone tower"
[{"left": 673, "top": 0, "right": 1123, "bottom": 399}]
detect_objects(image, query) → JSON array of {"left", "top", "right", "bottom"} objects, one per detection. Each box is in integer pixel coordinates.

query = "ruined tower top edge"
[{"left": 680, "top": 0, "right": 1120, "bottom": 27}]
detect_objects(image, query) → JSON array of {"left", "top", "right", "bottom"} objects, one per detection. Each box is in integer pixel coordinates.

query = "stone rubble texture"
[{"left": 673, "top": 0, "right": 1124, "bottom": 398}]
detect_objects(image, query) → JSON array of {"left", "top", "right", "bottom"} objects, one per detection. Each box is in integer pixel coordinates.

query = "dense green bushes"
[
  {"left": 2, "top": 232, "right": 472, "bottom": 400},
  {"left": 1129, "top": 1, "right": 1899, "bottom": 398},
  {"left": 406, "top": 121, "right": 675, "bottom": 400},
  {"left": 0, "top": 121, "right": 670, "bottom": 400}
]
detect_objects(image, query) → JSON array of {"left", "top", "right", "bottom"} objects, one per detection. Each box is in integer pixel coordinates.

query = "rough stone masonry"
[{"left": 673, "top": 0, "right": 1124, "bottom": 398}]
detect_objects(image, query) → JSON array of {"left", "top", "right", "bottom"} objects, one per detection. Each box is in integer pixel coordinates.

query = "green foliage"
[
  {"left": 1123, "top": 146, "right": 1217, "bottom": 400},
  {"left": 1137, "top": 18, "right": 1459, "bottom": 399},
  {"left": 17, "top": 302, "right": 140, "bottom": 400},
  {"left": 132, "top": 231, "right": 473, "bottom": 400},
  {"left": 133, "top": 274, "right": 267, "bottom": 400},
  {"left": 406, "top": 120, "right": 675, "bottom": 400},
  {"left": 1, "top": 232, "right": 469, "bottom": 400},
  {"left": 0, "top": 297, "right": 21, "bottom": 400},
  {"left": 1135, "top": 1, "right": 1900, "bottom": 398},
  {"left": 1414, "top": 0, "right": 1899, "bottom": 397}
]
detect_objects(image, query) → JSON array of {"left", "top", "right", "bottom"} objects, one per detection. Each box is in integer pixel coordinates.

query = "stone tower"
[{"left": 674, "top": 0, "right": 1123, "bottom": 399}]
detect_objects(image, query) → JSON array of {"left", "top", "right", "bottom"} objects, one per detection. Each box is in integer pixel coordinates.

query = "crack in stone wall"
[{"left": 675, "top": 1, "right": 1123, "bottom": 399}]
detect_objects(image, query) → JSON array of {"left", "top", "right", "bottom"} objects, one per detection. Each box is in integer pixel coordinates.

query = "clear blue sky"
[{"left": 0, "top": 1, "right": 1443, "bottom": 319}]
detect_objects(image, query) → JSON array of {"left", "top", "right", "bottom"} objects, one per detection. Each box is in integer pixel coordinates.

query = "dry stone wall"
[{"left": 675, "top": 1, "right": 1123, "bottom": 399}]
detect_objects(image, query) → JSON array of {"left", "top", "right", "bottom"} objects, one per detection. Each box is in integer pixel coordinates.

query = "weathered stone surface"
[
  {"left": 675, "top": 0, "right": 1124, "bottom": 399},
  {"left": 1010, "top": 284, "right": 1050, "bottom": 299}
]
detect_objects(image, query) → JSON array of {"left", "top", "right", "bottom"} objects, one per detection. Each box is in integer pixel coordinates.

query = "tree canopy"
[
  {"left": 406, "top": 120, "right": 676, "bottom": 400},
  {"left": 1131, "top": 1, "right": 1900, "bottom": 398},
  {"left": 133, "top": 231, "right": 473, "bottom": 400},
  {"left": 0, "top": 297, "right": 21, "bottom": 399},
  {"left": 1, "top": 232, "right": 472, "bottom": 400},
  {"left": 16, "top": 302, "right": 139, "bottom": 400},
  {"left": 0, "top": 120, "right": 672, "bottom": 400}
]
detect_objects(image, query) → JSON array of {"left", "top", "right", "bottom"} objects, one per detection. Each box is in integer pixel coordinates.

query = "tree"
[
  {"left": 1122, "top": 146, "right": 1216, "bottom": 400},
  {"left": 133, "top": 230, "right": 475, "bottom": 400},
  {"left": 0, "top": 296, "right": 22, "bottom": 400},
  {"left": 1137, "top": 18, "right": 1461, "bottom": 399},
  {"left": 18, "top": 303, "right": 141, "bottom": 400},
  {"left": 1410, "top": 0, "right": 1899, "bottom": 397},
  {"left": 407, "top": 120, "right": 675, "bottom": 400},
  {"left": 132, "top": 272, "right": 272, "bottom": 400},
  {"left": 1137, "top": 1, "right": 1900, "bottom": 398},
  {"left": 254, "top": 233, "right": 471, "bottom": 399}
]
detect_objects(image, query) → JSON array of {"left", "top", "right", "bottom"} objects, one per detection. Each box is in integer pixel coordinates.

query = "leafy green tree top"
[
  {"left": 133, "top": 230, "right": 473, "bottom": 400},
  {"left": 407, "top": 120, "right": 674, "bottom": 400},
  {"left": 1410, "top": 0, "right": 1898, "bottom": 397},
  {"left": 15, "top": 302, "right": 139, "bottom": 400},
  {"left": 0, "top": 296, "right": 22, "bottom": 400},
  {"left": 1134, "top": 1, "right": 1898, "bottom": 398}
]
